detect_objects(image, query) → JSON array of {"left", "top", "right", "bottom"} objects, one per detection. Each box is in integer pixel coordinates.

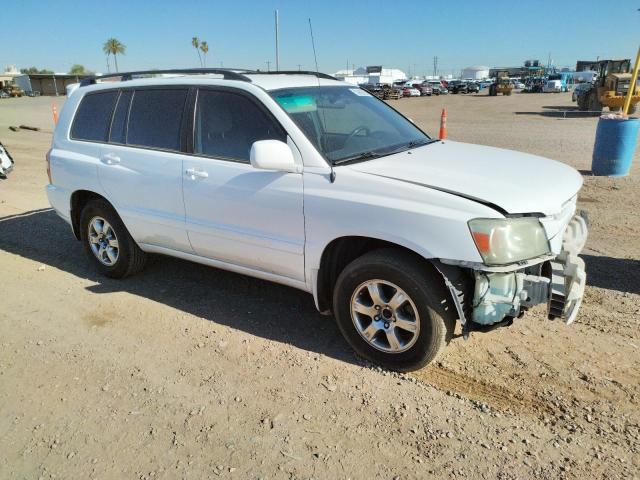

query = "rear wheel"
[
  {"left": 333, "top": 249, "right": 455, "bottom": 371},
  {"left": 80, "top": 199, "right": 147, "bottom": 278}
]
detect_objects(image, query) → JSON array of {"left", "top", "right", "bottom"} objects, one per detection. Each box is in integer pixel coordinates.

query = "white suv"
[{"left": 46, "top": 69, "right": 587, "bottom": 371}]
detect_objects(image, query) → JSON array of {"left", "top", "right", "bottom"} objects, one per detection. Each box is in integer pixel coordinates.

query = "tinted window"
[
  {"left": 71, "top": 91, "right": 118, "bottom": 142},
  {"left": 127, "top": 89, "right": 188, "bottom": 151},
  {"left": 109, "top": 90, "right": 132, "bottom": 144},
  {"left": 194, "top": 90, "right": 285, "bottom": 162}
]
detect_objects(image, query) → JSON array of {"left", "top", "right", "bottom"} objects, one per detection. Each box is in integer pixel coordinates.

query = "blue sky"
[{"left": 2, "top": 0, "right": 639, "bottom": 75}]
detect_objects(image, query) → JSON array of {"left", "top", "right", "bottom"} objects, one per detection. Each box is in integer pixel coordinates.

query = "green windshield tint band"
[{"left": 275, "top": 95, "right": 317, "bottom": 113}]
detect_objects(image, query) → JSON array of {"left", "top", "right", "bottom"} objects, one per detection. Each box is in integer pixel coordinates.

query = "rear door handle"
[
  {"left": 185, "top": 168, "right": 209, "bottom": 179},
  {"left": 100, "top": 153, "right": 121, "bottom": 165}
]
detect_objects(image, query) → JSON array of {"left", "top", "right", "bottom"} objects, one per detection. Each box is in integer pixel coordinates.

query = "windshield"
[{"left": 270, "top": 86, "right": 431, "bottom": 164}]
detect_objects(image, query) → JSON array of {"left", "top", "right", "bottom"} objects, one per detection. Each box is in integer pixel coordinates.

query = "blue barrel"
[{"left": 592, "top": 116, "right": 640, "bottom": 176}]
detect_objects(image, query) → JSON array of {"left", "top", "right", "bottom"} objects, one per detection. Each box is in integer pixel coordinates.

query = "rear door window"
[
  {"left": 127, "top": 89, "right": 188, "bottom": 151},
  {"left": 109, "top": 90, "right": 132, "bottom": 144},
  {"left": 71, "top": 91, "right": 118, "bottom": 142}
]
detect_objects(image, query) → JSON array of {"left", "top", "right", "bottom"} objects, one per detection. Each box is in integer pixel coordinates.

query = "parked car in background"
[
  {"left": 513, "top": 81, "right": 526, "bottom": 89},
  {"left": 361, "top": 84, "right": 385, "bottom": 99},
  {"left": 402, "top": 86, "right": 421, "bottom": 97},
  {"left": 466, "top": 82, "right": 480, "bottom": 93},
  {"left": 25, "top": 90, "right": 41, "bottom": 97},
  {"left": 448, "top": 81, "right": 468, "bottom": 94},
  {"left": 0, "top": 90, "right": 9, "bottom": 99},
  {"left": 543, "top": 79, "right": 563, "bottom": 93},
  {"left": 416, "top": 84, "right": 432, "bottom": 96},
  {"left": 572, "top": 82, "right": 592, "bottom": 102},
  {"left": 427, "top": 81, "right": 447, "bottom": 95}
]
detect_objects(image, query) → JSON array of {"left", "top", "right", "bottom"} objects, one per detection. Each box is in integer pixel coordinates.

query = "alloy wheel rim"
[
  {"left": 350, "top": 279, "right": 420, "bottom": 354},
  {"left": 88, "top": 216, "right": 119, "bottom": 266}
]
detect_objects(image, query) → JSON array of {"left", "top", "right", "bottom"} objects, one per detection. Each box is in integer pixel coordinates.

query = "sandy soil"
[{"left": 0, "top": 91, "right": 638, "bottom": 480}]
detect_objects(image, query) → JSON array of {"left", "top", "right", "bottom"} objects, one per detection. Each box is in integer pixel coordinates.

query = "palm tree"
[
  {"left": 200, "top": 41, "right": 209, "bottom": 67},
  {"left": 103, "top": 38, "right": 126, "bottom": 72},
  {"left": 192, "top": 37, "right": 202, "bottom": 67}
]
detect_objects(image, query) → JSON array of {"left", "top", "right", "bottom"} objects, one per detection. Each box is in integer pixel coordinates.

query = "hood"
[{"left": 348, "top": 140, "right": 582, "bottom": 215}]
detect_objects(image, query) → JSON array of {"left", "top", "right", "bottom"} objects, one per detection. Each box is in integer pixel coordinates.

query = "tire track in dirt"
[{"left": 413, "top": 366, "right": 556, "bottom": 415}]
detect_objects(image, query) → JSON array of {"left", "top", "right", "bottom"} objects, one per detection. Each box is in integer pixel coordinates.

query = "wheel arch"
[
  {"left": 314, "top": 235, "right": 458, "bottom": 314},
  {"left": 69, "top": 190, "right": 113, "bottom": 240}
]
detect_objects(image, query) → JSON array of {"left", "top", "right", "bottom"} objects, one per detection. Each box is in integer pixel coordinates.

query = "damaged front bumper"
[
  {"left": 471, "top": 212, "right": 588, "bottom": 327},
  {"left": 437, "top": 212, "right": 588, "bottom": 333}
]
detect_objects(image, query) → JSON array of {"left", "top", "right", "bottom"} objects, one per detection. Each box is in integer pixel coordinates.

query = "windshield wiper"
[{"left": 333, "top": 151, "right": 381, "bottom": 165}]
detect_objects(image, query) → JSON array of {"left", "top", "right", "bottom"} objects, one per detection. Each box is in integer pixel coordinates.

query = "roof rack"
[
  {"left": 245, "top": 70, "right": 338, "bottom": 81},
  {"left": 79, "top": 68, "right": 253, "bottom": 87},
  {"left": 78, "top": 68, "right": 339, "bottom": 87}
]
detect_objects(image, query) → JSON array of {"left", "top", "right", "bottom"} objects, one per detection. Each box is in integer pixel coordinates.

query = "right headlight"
[{"left": 468, "top": 217, "right": 550, "bottom": 266}]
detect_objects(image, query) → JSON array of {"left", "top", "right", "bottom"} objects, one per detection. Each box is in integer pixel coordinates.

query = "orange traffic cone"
[
  {"left": 52, "top": 103, "right": 59, "bottom": 125},
  {"left": 439, "top": 108, "right": 447, "bottom": 140}
]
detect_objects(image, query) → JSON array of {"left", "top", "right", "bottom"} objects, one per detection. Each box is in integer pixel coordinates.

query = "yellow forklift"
[
  {"left": 3, "top": 83, "right": 24, "bottom": 97},
  {"left": 489, "top": 70, "right": 513, "bottom": 96},
  {"left": 578, "top": 59, "right": 639, "bottom": 114}
]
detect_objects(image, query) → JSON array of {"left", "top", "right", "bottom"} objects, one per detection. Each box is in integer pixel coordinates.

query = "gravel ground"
[{"left": 0, "top": 91, "right": 639, "bottom": 480}]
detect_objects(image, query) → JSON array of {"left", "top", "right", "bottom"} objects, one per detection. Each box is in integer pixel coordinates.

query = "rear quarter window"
[{"left": 70, "top": 91, "right": 118, "bottom": 142}]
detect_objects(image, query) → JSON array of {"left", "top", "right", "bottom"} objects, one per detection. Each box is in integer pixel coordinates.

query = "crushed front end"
[{"left": 437, "top": 197, "right": 588, "bottom": 336}]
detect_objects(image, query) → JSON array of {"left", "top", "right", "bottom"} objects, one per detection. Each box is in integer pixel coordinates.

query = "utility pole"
[
  {"left": 274, "top": 10, "right": 280, "bottom": 71},
  {"left": 433, "top": 56, "right": 438, "bottom": 78},
  {"left": 266, "top": 60, "right": 271, "bottom": 72},
  {"left": 297, "top": 64, "right": 302, "bottom": 71}
]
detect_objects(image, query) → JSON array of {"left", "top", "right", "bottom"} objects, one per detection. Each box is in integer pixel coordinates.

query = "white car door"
[
  {"left": 97, "top": 88, "right": 192, "bottom": 252},
  {"left": 182, "top": 88, "right": 305, "bottom": 282}
]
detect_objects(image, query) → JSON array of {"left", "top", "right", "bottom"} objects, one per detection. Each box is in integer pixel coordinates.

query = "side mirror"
[{"left": 250, "top": 140, "right": 298, "bottom": 173}]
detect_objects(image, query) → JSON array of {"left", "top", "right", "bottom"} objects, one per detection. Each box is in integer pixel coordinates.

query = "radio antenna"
[
  {"left": 308, "top": 18, "right": 319, "bottom": 73},
  {"left": 308, "top": 18, "right": 335, "bottom": 183}
]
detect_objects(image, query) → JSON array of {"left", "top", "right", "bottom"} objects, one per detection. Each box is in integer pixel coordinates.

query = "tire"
[
  {"left": 588, "top": 90, "right": 602, "bottom": 114},
  {"left": 333, "top": 248, "right": 456, "bottom": 371},
  {"left": 79, "top": 198, "right": 147, "bottom": 278},
  {"left": 577, "top": 93, "right": 588, "bottom": 111}
]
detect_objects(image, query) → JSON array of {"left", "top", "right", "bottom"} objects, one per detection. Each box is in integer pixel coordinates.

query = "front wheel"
[
  {"left": 80, "top": 198, "right": 147, "bottom": 278},
  {"left": 333, "top": 249, "right": 455, "bottom": 371}
]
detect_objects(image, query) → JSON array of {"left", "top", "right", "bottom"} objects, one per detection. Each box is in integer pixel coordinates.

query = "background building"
[
  {"left": 333, "top": 66, "right": 407, "bottom": 85},
  {"left": 461, "top": 65, "right": 489, "bottom": 80},
  {"left": 14, "top": 73, "right": 89, "bottom": 95}
]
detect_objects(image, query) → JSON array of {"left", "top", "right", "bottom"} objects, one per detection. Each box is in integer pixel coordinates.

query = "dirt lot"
[{"left": 1, "top": 91, "right": 639, "bottom": 480}]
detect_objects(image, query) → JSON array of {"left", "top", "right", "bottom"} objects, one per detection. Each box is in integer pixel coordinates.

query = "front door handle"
[
  {"left": 185, "top": 168, "right": 209, "bottom": 179},
  {"left": 100, "top": 153, "right": 121, "bottom": 165}
]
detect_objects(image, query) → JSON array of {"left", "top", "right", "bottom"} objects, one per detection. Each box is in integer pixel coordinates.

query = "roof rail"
[
  {"left": 246, "top": 70, "right": 338, "bottom": 81},
  {"left": 78, "top": 68, "right": 339, "bottom": 88},
  {"left": 79, "top": 68, "right": 252, "bottom": 87}
]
